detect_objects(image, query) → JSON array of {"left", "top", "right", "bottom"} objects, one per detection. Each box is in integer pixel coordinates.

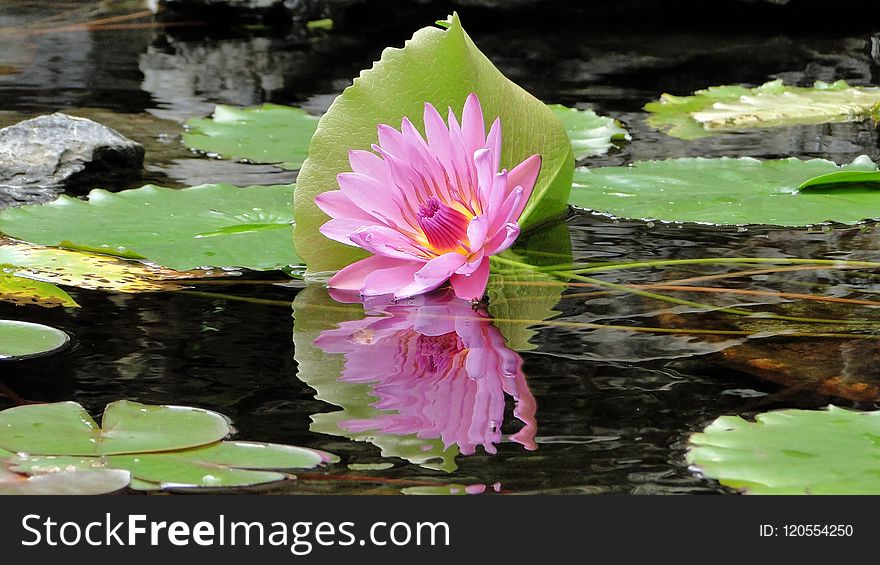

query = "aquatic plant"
[{"left": 315, "top": 94, "right": 541, "bottom": 300}]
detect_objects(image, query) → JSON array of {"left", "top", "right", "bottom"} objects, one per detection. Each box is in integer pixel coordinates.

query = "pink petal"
[
  {"left": 361, "top": 262, "right": 424, "bottom": 296},
  {"left": 488, "top": 186, "right": 523, "bottom": 236},
  {"left": 446, "top": 107, "right": 478, "bottom": 202},
  {"left": 315, "top": 190, "right": 378, "bottom": 223},
  {"left": 456, "top": 248, "right": 485, "bottom": 276},
  {"left": 473, "top": 148, "right": 495, "bottom": 209},
  {"left": 449, "top": 256, "right": 490, "bottom": 301},
  {"left": 460, "top": 93, "right": 486, "bottom": 155},
  {"left": 337, "top": 172, "right": 406, "bottom": 227},
  {"left": 485, "top": 118, "right": 502, "bottom": 172},
  {"left": 394, "top": 252, "right": 467, "bottom": 299},
  {"left": 423, "top": 102, "right": 454, "bottom": 172},
  {"left": 376, "top": 124, "right": 409, "bottom": 161},
  {"left": 484, "top": 222, "right": 520, "bottom": 255},
  {"left": 507, "top": 154, "right": 542, "bottom": 218},
  {"left": 466, "top": 214, "right": 489, "bottom": 251},
  {"left": 319, "top": 217, "right": 382, "bottom": 246},
  {"left": 348, "top": 149, "right": 391, "bottom": 184},
  {"left": 329, "top": 255, "right": 417, "bottom": 292},
  {"left": 348, "top": 225, "right": 427, "bottom": 261}
]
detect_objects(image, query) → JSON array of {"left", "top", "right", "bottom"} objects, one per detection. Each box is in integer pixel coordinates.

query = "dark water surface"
[{"left": 1, "top": 0, "right": 879, "bottom": 494}]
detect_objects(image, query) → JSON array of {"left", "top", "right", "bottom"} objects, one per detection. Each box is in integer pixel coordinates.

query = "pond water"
[{"left": 1, "top": 0, "right": 879, "bottom": 494}]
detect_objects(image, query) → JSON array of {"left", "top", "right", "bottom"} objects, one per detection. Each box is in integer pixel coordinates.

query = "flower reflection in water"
[{"left": 313, "top": 289, "right": 537, "bottom": 460}]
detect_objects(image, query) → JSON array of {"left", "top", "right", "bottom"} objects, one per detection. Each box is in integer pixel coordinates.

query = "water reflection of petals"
[{"left": 315, "top": 289, "right": 537, "bottom": 457}]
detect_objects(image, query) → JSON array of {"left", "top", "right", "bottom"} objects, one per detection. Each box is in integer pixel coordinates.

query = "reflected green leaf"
[
  {"left": 0, "top": 319, "right": 69, "bottom": 360},
  {"left": 489, "top": 221, "right": 571, "bottom": 351},
  {"left": 0, "top": 184, "right": 299, "bottom": 271},
  {"left": 548, "top": 104, "right": 629, "bottom": 160},
  {"left": 688, "top": 406, "right": 880, "bottom": 494},
  {"left": 571, "top": 156, "right": 880, "bottom": 226},
  {"left": 646, "top": 79, "right": 880, "bottom": 139},
  {"left": 183, "top": 104, "right": 320, "bottom": 170},
  {"left": 293, "top": 13, "right": 573, "bottom": 273},
  {"left": 0, "top": 400, "right": 230, "bottom": 456}
]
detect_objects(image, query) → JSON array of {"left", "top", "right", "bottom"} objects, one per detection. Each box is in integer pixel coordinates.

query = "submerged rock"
[{"left": 0, "top": 113, "right": 145, "bottom": 205}]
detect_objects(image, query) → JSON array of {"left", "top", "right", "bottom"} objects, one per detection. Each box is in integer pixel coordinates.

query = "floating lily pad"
[
  {"left": 0, "top": 272, "right": 77, "bottom": 308},
  {"left": 293, "top": 13, "right": 573, "bottom": 273},
  {"left": 0, "top": 238, "right": 222, "bottom": 307},
  {"left": 571, "top": 156, "right": 880, "bottom": 226},
  {"left": 0, "top": 320, "right": 69, "bottom": 360},
  {"left": 0, "top": 400, "right": 230, "bottom": 456},
  {"left": 687, "top": 406, "right": 880, "bottom": 494},
  {"left": 12, "top": 441, "right": 337, "bottom": 489},
  {"left": 106, "top": 441, "right": 336, "bottom": 488},
  {"left": 548, "top": 104, "right": 629, "bottom": 160},
  {"left": 183, "top": 104, "right": 320, "bottom": 170},
  {"left": 0, "top": 467, "right": 131, "bottom": 495},
  {"left": 645, "top": 79, "right": 880, "bottom": 139},
  {"left": 0, "top": 184, "right": 299, "bottom": 271}
]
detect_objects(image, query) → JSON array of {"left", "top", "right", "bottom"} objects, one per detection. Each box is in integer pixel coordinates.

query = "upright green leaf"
[
  {"left": 0, "top": 184, "right": 299, "bottom": 271},
  {"left": 571, "top": 156, "right": 880, "bottom": 226},
  {"left": 293, "top": 14, "right": 574, "bottom": 273}
]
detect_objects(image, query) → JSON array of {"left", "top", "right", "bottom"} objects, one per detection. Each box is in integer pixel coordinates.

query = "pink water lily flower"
[{"left": 315, "top": 93, "right": 542, "bottom": 301}]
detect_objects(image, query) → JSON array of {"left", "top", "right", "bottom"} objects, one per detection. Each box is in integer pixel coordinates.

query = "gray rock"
[{"left": 0, "top": 113, "right": 145, "bottom": 199}]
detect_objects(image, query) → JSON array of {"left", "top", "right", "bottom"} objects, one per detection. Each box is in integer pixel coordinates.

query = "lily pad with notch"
[
  {"left": 571, "top": 155, "right": 880, "bottom": 226},
  {"left": 0, "top": 184, "right": 300, "bottom": 271},
  {"left": 0, "top": 400, "right": 230, "bottom": 456},
  {"left": 688, "top": 406, "right": 880, "bottom": 494}
]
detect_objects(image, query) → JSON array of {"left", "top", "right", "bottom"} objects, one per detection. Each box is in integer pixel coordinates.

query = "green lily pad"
[
  {"left": 11, "top": 441, "right": 337, "bottom": 490},
  {"left": 0, "top": 320, "right": 69, "bottom": 360},
  {"left": 687, "top": 406, "right": 880, "bottom": 494},
  {"left": 106, "top": 441, "right": 336, "bottom": 488},
  {"left": 488, "top": 221, "right": 570, "bottom": 351},
  {"left": 0, "top": 184, "right": 299, "bottom": 271},
  {"left": 548, "top": 104, "right": 629, "bottom": 160},
  {"left": 571, "top": 155, "right": 880, "bottom": 226},
  {"left": 645, "top": 79, "right": 880, "bottom": 140},
  {"left": 0, "top": 401, "right": 230, "bottom": 456},
  {"left": 0, "top": 467, "right": 131, "bottom": 495},
  {"left": 293, "top": 13, "right": 574, "bottom": 273},
  {"left": 183, "top": 104, "right": 320, "bottom": 170}
]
